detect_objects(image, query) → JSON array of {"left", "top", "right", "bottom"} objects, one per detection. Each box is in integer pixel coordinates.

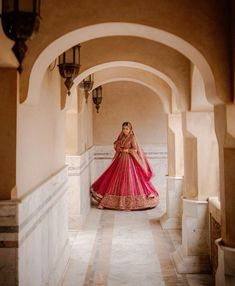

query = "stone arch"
[
  {"left": 81, "top": 77, "right": 170, "bottom": 113},
  {"left": 23, "top": 23, "right": 218, "bottom": 107},
  {"left": 71, "top": 62, "right": 176, "bottom": 112}
]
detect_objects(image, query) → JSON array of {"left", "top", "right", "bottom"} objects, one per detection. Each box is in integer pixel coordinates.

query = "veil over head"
[{"left": 114, "top": 124, "right": 153, "bottom": 180}]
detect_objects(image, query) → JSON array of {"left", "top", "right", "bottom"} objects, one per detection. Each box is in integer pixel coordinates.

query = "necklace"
[{"left": 120, "top": 134, "right": 129, "bottom": 147}]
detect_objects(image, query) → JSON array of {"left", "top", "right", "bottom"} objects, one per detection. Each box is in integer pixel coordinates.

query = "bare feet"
[{"left": 98, "top": 205, "right": 104, "bottom": 209}]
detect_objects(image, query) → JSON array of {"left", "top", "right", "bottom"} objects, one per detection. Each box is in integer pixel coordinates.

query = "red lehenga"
[{"left": 90, "top": 131, "right": 159, "bottom": 210}]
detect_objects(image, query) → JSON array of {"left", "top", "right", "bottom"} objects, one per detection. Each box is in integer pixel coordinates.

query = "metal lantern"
[
  {"left": 58, "top": 44, "right": 81, "bottom": 96},
  {"left": 92, "top": 86, "right": 103, "bottom": 113},
  {"left": 79, "top": 74, "right": 94, "bottom": 103},
  {"left": 1, "top": 0, "right": 41, "bottom": 73}
]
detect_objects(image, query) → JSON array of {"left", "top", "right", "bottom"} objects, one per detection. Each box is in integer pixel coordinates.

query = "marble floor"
[{"left": 61, "top": 206, "right": 213, "bottom": 286}]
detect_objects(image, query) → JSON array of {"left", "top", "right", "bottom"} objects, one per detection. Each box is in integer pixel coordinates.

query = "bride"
[{"left": 90, "top": 121, "right": 159, "bottom": 210}]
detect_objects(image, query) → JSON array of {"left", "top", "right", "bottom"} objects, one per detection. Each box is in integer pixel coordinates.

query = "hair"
[{"left": 122, "top": 121, "right": 132, "bottom": 130}]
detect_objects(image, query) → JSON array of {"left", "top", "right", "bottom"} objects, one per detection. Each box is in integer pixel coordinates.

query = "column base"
[
  {"left": 160, "top": 176, "right": 183, "bottom": 229},
  {"left": 160, "top": 214, "right": 182, "bottom": 229},
  {"left": 215, "top": 239, "right": 235, "bottom": 286},
  {"left": 172, "top": 198, "right": 211, "bottom": 273},
  {"left": 173, "top": 245, "right": 211, "bottom": 274}
]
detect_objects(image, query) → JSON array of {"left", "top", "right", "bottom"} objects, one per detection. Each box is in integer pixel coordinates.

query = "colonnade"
[{"left": 160, "top": 105, "right": 235, "bottom": 285}]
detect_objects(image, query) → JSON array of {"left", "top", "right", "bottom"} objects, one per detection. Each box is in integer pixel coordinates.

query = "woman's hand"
[
  {"left": 122, "top": 149, "right": 129, "bottom": 153},
  {"left": 114, "top": 143, "right": 121, "bottom": 152}
]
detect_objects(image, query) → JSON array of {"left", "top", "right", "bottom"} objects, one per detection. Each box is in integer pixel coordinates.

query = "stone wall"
[{"left": 0, "top": 167, "right": 69, "bottom": 286}]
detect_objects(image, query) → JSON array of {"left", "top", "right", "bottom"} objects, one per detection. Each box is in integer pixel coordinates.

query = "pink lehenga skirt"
[{"left": 90, "top": 152, "right": 159, "bottom": 210}]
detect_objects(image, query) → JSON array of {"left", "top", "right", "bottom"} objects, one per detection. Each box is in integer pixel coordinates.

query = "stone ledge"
[
  {"left": 208, "top": 196, "right": 221, "bottom": 224},
  {"left": 173, "top": 245, "right": 211, "bottom": 274}
]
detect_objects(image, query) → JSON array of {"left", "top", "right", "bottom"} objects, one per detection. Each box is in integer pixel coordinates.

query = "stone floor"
[{"left": 61, "top": 206, "right": 213, "bottom": 286}]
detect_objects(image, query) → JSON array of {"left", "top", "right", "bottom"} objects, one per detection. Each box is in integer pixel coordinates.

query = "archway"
[{"left": 23, "top": 23, "right": 219, "bottom": 107}]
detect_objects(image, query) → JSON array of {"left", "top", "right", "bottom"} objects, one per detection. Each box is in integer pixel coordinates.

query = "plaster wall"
[
  {"left": 167, "top": 114, "right": 184, "bottom": 177},
  {"left": 89, "top": 66, "right": 172, "bottom": 113},
  {"left": 66, "top": 112, "right": 78, "bottom": 155},
  {"left": 16, "top": 68, "right": 65, "bottom": 197},
  {"left": 93, "top": 81, "right": 167, "bottom": 145},
  {"left": 66, "top": 88, "right": 94, "bottom": 156},
  {"left": 80, "top": 37, "right": 190, "bottom": 110},
  {"left": 183, "top": 112, "right": 219, "bottom": 200},
  {"left": 190, "top": 65, "right": 213, "bottom": 111}
]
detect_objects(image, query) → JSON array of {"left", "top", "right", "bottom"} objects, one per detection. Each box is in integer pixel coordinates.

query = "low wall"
[{"left": 0, "top": 167, "right": 69, "bottom": 286}]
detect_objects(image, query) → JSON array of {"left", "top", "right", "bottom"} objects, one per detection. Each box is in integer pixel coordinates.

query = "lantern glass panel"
[
  {"left": 19, "top": 0, "right": 34, "bottom": 12},
  {"left": 98, "top": 86, "right": 102, "bottom": 97},
  {"left": 58, "top": 53, "right": 64, "bottom": 65},
  {"left": 75, "top": 45, "right": 80, "bottom": 64},
  {"left": 2, "top": 0, "right": 15, "bottom": 12},
  {"left": 37, "top": 0, "right": 40, "bottom": 14},
  {"left": 65, "top": 48, "right": 74, "bottom": 64}
]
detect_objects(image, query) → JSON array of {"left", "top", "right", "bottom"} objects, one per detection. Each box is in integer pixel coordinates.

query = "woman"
[{"left": 90, "top": 122, "right": 159, "bottom": 210}]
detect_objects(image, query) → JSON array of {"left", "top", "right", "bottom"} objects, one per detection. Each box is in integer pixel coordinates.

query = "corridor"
[
  {"left": 1, "top": 1, "right": 235, "bottom": 285},
  {"left": 61, "top": 206, "right": 212, "bottom": 286}
]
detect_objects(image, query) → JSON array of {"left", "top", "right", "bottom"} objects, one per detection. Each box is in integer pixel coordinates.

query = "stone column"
[
  {"left": 214, "top": 104, "right": 235, "bottom": 285},
  {"left": 173, "top": 111, "right": 220, "bottom": 273},
  {"left": 160, "top": 113, "right": 184, "bottom": 229}
]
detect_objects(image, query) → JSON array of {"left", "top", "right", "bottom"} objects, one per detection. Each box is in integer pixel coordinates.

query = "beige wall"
[
  {"left": 66, "top": 112, "right": 78, "bottom": 155},
  {"left": 17, "top": 68, "right": 65, "bottom": 197},
  {"left": 0, "top": 69, "right": 17, "bottom": 199},
  {"left": 93, "top": 81, "right": 167, "bottom": 145},
  {"left": 66, "top": 88, "right": 93, "bottom": 155},
  {"left": 190, "top": 64, "right": 213, "bottom": 111}
]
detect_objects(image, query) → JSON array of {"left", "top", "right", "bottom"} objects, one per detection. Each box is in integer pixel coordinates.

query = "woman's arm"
[{"left": 113, "top": 140, "right": 121, "bottom": 152}]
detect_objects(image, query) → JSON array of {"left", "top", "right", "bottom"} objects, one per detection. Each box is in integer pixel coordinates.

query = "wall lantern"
[
  {"left": 79, "top": 74, "right": 94, "bottom": 103},
  {"left": 1, "top": 0, "right": 41, "bottom": 73},
  {"left": 92, "top": 86, "right": 102, "bottom": 113},
  {"left": 58, "top": 44, "right": 81, "bottom": 96}
]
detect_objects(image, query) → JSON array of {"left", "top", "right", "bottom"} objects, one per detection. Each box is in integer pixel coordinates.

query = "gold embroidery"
[{"left": 91, "top": 189, "right": 159, "bottom": 210}]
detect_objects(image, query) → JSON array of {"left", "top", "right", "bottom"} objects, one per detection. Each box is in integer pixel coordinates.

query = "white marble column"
[{"left": 160, "top": 113, "right": 184, "bottom": 229}]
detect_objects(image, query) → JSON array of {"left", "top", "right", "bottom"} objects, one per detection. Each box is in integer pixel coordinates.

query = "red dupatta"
[{"left": 113, "top": 130, "right": 153, "bottom": 180}]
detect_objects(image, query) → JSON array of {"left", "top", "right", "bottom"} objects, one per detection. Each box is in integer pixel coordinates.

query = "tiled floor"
[{"left": 61, "top": 206, "right": 213, "bottom": 286}]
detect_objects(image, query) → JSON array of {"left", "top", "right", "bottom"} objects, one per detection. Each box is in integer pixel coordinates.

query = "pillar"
[
  {"left": 173, "top": 111, "right": 219, "bottom": 273},
  {"left": 66, "top": 88, "right": 91, "bottom": 230},
  {"left": 214, "top": 104, "right": 235, "bottom": 285},
  {"left": 160, "top": 113, "right": 184, "bottom": 229}
]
